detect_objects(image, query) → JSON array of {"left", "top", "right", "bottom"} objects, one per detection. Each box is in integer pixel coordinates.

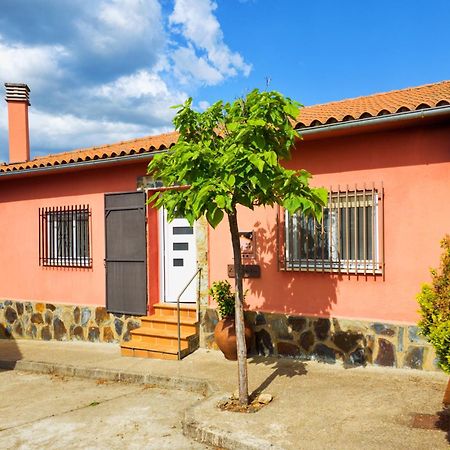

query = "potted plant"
[{"left": 210, "top": 280, "right": 253, "bottom": 360}]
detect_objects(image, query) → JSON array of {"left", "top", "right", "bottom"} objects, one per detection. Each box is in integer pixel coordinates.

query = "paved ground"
[
  {"left": 0, "top": 339, "right": 449, "bottom": 449},
  {"left": 0, "top": 370, "right": 209, "bottom": 450}
]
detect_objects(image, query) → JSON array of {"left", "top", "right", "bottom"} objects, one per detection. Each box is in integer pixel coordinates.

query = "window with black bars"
[
  {"left": 39, "top": 205, "right": 92, "bottom": 267},
  {"left": 278, "top": 184, "right": 384, "bottom": 276}
]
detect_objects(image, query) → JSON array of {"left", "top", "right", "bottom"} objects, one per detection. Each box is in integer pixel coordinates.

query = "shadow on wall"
[
  {"left": 246, "top": 220, "right": 338, "bottom": 316},
  {"left": 0, "top": 324, "right": 22, "bottom": 370},
  {"left": 241, "top": 220, "right": 375, "bottom": 369}
]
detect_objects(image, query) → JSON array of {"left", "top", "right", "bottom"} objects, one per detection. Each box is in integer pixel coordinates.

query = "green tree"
[{"left": 148, "top": 89, "right": 327, "bottom": 405}]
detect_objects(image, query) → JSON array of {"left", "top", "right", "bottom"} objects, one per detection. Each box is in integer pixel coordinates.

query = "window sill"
[
  {"left": 42, "top": 260, "right": 92, "bottom": 268},
  {"left": 280, "top": 261, "right": 383, "bottom": 275}
]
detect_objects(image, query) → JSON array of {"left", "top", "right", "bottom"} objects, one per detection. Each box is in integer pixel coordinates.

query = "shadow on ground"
[
  {"left": 248, "top": 355, "right": 307, "bottom": 397},
  {"left": 0, "top": 325, "right": 23, "bottom": 370},
  {"left": 436, "top": 408, "right": 450, "bottom": 443}
]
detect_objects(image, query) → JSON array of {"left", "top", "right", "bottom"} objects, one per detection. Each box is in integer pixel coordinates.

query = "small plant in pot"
[{"left": 210, "top": 280, "right": 253, "bottom": 361}]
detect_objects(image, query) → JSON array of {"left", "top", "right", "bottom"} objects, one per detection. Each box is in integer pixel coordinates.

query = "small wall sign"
[{"left": 228, "top": 264, "right": 261, "bottom": 278}]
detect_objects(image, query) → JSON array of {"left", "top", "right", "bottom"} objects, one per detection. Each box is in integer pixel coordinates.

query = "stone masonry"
[
  {"left": 1, "top": 299, "right": 438, "bottom": 372},
  {"left": 0, "top": 300, "right": 141, "bottom": 343},
  {"left": 200, "top": 309, "right": 438, "bottom": 371}
]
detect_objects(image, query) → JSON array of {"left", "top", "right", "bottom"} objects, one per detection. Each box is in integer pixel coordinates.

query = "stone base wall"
[
  {"left": 0, "top": 300, "right": 142, "bottom": 343},
  {"left": 200, "top": 309, "right": 438, "bottom": 371}
]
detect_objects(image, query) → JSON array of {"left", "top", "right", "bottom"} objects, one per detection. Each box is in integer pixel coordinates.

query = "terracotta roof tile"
[
  {"left": 0, "top": 131, "right": 179, "bottom": 173},
  {"left": 295, "top": 80, "right": 450, "bottom": 127},
  {"left": 1, "top": 80, "right": 449, "bottom": 174}
]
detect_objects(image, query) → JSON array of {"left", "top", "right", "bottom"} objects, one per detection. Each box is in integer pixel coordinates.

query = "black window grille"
[
  {"left": 39, "top": 205, "right": 92, "bottom": 267},
  {"left": 278, "top": 184, "right": 384, "bottom": 276}
]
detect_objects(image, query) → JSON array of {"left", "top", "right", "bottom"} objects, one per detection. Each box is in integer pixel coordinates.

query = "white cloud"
[
  {"left": 169, "top": 0, "right": 251, "bottom": 85},
  {"left": 170, "top": 0, "right": 222, "bottom": 51},
  {"left": 96, "top": 70, "right": 171, "bottom": 99},
  {"left": 76, "top": 0, "right": 163, "bottom": 56},
  {"left": 90, "top": 67, "right": 188, "bottom": 123},
  {"left": 29, "top": 108, "right": 167, "bottom": 155},
  {"left": 198, "top": 100, "right": 210, "bottom": 111},
  {"left": 171, "top": 46, "right": 224, "bottom": 85},
  {"left": 0, "top": 36, "right": 67, "bottom": 89},
  {"left": 0, "top": 0, "right": 251, "bottom": 161},
  {"left": 0, "top": 103, "right": 7, "bottom": 131}
]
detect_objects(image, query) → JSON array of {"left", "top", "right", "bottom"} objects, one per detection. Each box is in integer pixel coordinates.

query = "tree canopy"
[{"left": 148, "top": 89, "right": 327, "bottom": 225}]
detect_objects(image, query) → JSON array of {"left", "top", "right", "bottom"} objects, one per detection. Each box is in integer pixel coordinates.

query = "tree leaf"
[
  {"left": 226, "top": 174, "right": 236, "bottom": 187},
  {"left": 248, "top": 118, "right": 266, "bottom": 127},
  {"left": 206, "top": 207, "right": 224, "bottom": 228},
  {"left": 227, "top": 122, "right": 240, "bottom": 132},
  {"left": 249, "top": 154, "right": 265, "bottom": 172},
  {"left": 215, "top": 195, "right": 227, "bottom": 209},
  {"left": 264, "top": 151, "right": 277, "bottom": 166},
  {"left": 283, "top": 197, "right": 301, "bottom": 215},
  {"left": 283, "top": 102, "right": 300, "bottom": 118}
]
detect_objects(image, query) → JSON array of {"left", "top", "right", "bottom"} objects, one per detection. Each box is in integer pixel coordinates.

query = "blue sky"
[{"left": 0, "top": 0, "right": 449, "bottom": 161}]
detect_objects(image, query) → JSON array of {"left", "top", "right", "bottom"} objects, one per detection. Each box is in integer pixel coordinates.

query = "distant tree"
[{"left": 148, "top": 89, "right": 327, "bottom": 405}]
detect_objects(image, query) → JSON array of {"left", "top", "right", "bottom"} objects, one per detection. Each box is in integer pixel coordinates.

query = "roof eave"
[
  {"left": 296, "top": 105, "right": 450, "bottom": 140},
  {"left": 0, "top": 148, "right": 169, "bottom": 179}
]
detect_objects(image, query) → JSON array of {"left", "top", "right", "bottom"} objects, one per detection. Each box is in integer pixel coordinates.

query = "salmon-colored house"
[{"left": 0, "top": 81, "right": 449, "bottom": 370}]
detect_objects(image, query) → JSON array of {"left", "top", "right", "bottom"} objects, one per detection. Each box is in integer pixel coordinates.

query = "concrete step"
[
  {"left": 120, "top": 341, "right": 190, "bottom": 360},
  {"left": 153, "top": 303, "right": 197, "bottom": 320},
  {"left": 130, "top": 327, "right": 197, "bottom": 348},
  {"left": 140, "top": 315, "right": 198, "bottom": 334}
]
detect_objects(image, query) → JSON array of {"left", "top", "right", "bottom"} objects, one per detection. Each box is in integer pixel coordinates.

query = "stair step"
[
  {"left": 128, "top": 335, "right": 192, "bottom": 349},
  {"left": 140, "top": 315, "right": 198, "bottom": 333},
  {"left": 153, "top": 303, "right": 197, "bottom": 319},
  {"left": 155, "top": 302, "right": 196, "bottom": 309},
  {"left": 120, "top": 346, "right": 188, "bottom": 360},
  {"left": 131, "top": 327, "right": 194, "bottom": 340},
  {"left": 141, "top": 315, "right": 197, "bottom": 325},
  {"left": 121, "top": 340, "right": 190, "bottom": 359}
]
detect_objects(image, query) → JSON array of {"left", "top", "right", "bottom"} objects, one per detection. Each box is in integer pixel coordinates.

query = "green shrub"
[
  {"left": 209, "top": 280, "right": 235, "bottom": 319},
  {"left": 417, "top": 236, "right": 450, "bottom": 374}
]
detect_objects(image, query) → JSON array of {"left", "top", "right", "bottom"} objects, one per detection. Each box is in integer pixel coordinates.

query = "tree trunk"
[{"left": 228, "top": 208, "right": 249, "bottom": 405}]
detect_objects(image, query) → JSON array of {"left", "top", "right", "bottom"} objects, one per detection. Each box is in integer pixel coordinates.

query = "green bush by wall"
[{"left": 417, "top": 236, "right": 450, "bottom": 374}]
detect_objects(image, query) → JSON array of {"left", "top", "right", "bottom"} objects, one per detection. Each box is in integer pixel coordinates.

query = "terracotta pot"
[
  {"left": 214, "top": 316, "right": 253, "bottom": 360},
  {"left": 444, "top": 378, "right": 450, "bottom": 407}
]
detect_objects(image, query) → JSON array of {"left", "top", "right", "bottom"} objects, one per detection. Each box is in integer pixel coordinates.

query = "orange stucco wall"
[
  {"left": 209, "top": 123, "right": 450, "bottom": 324},
  {"left": 0, "top": 162, "right": 151, "bottom": 307}
]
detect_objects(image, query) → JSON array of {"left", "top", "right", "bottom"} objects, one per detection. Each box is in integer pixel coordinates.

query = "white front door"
[{"left": 160, "top": 209, "right": 197, "bottom": 303}]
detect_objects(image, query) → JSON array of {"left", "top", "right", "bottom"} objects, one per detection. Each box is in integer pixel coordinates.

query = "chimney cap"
[{"left": 5, "top": 83, "right": 30, "bottom": 105}]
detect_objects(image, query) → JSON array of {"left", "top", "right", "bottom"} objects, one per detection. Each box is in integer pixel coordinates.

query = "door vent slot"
[
  {"left": 173, "top": 226, "right": 193, "bottom": 235},
  {"left": 173, "top": 242, "right": 189, "bottom": 251}
]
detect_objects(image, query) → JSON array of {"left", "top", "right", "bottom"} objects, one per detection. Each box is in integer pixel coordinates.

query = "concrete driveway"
[
  {"left": 0, "top": 340, "right": 449, "bottom": 449},
  {"left": 0, "top": 370, "right": 209, "bottom": 450}
]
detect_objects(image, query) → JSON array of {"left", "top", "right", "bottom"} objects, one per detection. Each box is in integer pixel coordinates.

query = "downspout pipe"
[{"left": 296, "top": 105, "right": 450, "bottom": 139}]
